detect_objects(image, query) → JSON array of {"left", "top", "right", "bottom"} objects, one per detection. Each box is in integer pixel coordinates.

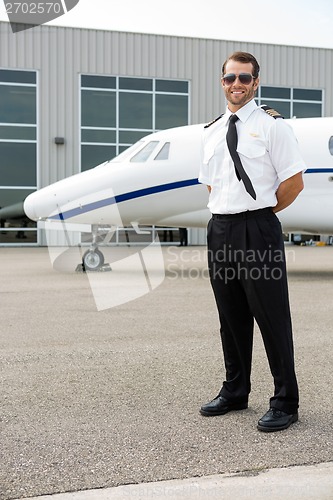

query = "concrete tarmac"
[{"left": 0, "top": 245, "right": 333, "bottom": 500}]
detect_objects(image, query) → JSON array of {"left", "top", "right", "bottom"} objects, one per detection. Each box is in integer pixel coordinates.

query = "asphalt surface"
[{"left": 0, "top": 245, "right": 333, "bottom": 499}]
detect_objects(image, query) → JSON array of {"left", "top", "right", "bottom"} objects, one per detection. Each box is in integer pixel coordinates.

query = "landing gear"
[
  {"left": 82, "top": 248, "right": 105, "bottom": 271},
  {"left": 79, "top": 224, "right": 111, "bottom": 272}
]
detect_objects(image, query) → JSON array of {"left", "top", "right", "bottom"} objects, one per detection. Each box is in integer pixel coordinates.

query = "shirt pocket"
[
  {"left": 203, "top": 146, "right": 215, "bottom": 165},
  {"left": 202, "top": 146, "right": 221, "bottom": 187},
  {"left": 237, "top": 142, "right": 266, "bottom": 178}
]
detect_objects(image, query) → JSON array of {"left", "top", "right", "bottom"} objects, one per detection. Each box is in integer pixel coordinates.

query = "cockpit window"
[
  {"left": 329, "top": 136, "right": 333, "bottom": 156},
  {"left": 130, "top": 141, "right": 159, "bottom": 162},
  {"left": 154, "top": 142, "right": 170, "bottom": 160},
  {"left": 110, "top": 141, "right": 144, "bottom": 163},
  {"left": 107, "top": 139, "right": 169, "bottom": 164}
]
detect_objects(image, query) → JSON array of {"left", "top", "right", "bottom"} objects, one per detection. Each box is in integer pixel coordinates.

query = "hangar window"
[
  {"left": 119, "top": 77, "right": 152, "bottom": 91},
  {"left": 329, "top": 137, "right": 333, "bottom": 156},
  {"left": 261, "top": 87, "right": 290, "bottom": 99},
  {"left": 81, "top": 75, "right": 116, "bottom": 89},
  {"left": 81, "top": 145, "right": 117, "bottom": 171},
  {"left": 156, "top": 80, "right": 188, "bottom": 93},
  {"left": 80, "top": 75, "right": 189, "bottom": 171},
  {"left": 119, "top": 130, "right": 149, "bottom": 144},
  {"left": 0, "top": 69, "right": 36, "bottom": 84},
  {"left": 256, "top": 86, "right": 323, "bottom": 118},
  {"left": 81, "top": 90, "right": 116, "bottom": 128},
  {"left": 119, "top": 93, "right": 153, "bottom": 129},
  {"left": 0, "top": 69, "right": 37, "bottom": 245},
  {"left": 0, "top": 143, "right": 36, "bottom": 185},
  {"left": 0, "top": 86, "right": 36, "bottom": 123},
  {"left": 156, "top": 95, "right": 188, "bottom": 129}
]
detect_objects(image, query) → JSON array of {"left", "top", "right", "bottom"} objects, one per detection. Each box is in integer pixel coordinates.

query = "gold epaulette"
[
  {"left": 261, "top": 105, "right": 284, "bottom": 119},
  {"left": 204, "top": 113, "right": 224, "bottom": 128}
]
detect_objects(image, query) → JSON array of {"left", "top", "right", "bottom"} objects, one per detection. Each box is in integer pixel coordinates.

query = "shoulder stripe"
[
  {"left": 204, "top": 113, "right": 224, "bottom": 128},
  {"left": 261, "top": 104, "right": 284, "bottom": 119}
]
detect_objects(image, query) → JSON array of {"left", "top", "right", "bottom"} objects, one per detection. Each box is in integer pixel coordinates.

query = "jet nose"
[{"left": 23, "top": 192, "right": 38, "bottom": 221}]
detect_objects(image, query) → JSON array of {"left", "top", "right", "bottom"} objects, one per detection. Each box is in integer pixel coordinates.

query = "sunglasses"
[{"left": 222, "top": 73, "right": 255, "bottom": 86}]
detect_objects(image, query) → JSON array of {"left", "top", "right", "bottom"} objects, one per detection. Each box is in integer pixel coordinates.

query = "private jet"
[{"left": 2, "top": 116, "right": 333, "bottom": 270}]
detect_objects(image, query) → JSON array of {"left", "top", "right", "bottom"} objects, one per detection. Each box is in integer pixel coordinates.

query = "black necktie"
[{"left": 226, "top": 114, "right": 256, "bottom": 200}]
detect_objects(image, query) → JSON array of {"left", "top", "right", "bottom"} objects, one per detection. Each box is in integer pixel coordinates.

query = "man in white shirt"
[{"left": 199, "top": 51, "right": 305, "bottom": 432}]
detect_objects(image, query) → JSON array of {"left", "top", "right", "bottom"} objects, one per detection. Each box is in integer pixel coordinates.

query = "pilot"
[{"left": 198, "top": 51, "right": 306, "bottom": 432}]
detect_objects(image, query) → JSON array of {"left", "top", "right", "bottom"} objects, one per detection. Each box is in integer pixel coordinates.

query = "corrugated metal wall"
[{"left": 1, "top": 21, "right": 332, "bottom": 188}]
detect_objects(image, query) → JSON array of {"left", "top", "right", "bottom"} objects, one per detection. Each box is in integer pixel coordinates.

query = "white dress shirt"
[{"left": 198, "top": 100, "right": 306, "bottom": 214}]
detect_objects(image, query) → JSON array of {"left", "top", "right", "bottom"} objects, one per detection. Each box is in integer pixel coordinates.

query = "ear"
[{"left": 253, "top": 77, "right": 260, "bottom": 91}]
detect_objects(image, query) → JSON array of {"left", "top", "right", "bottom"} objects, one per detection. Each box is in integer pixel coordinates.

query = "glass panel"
[
  {"left": 111, "top": 141, "right": 145, "bottom": 162},
  {"left": 81, "top": 90, "right": 116, "bottom": 127},
  {"left": 0, "top": 229, "right": 37, "bottom": 244},
  {"left": 81, "top": 129, "right": 116, "bottom": 143},
  {"left": 156, "top": 80, "right": 188, "bottom": 93},
  {"left": 293, "top": 89, "right": 322, "bottom": 101},
  {"left": 0, "top": 69, "right": 36, "bottom": 84},
  {"left": 0, "top": 187, "right": 37, "bottom": 243},
  {"left": 0, "top": 86, "right": 36, "bottom": 124},
  {"left": 0, "top": 188, "right": 36, "bottom": 208},
  {"left": 158, "top": 228, "right": 178, "bottom": 243},
  {"left": 81, "top": 75, "right": 116, "bottom": 89},
  {"left": 261, "top": 86, "right": 290, "bottom": 99},
  {"left": 130, "top": 141, "right": 159, "bottom": 162},
  {"left": 0, "top": 125, "right": 36, "bottom": 140},
  {"left": 81, "top": 145, "right": 117, "bottom": 171},
  {"left": 119, "top": 78, "right": 152, "bottom": 91},
  {"left": 119, "top": 93, "right": 152, "bottom": 129},
  {"left": 155, "top": 95, "right": 188, "bottom": 129},
  {"left": 154, "top": 142, "right": 170, "bottom": 160},
  {"left": 329, "top": 137, "right": 333, "bottom": 156},
  {"left": 261, "top": 100, "right": 291, "bottom": 118},
  {"left": 118, "top": 145, "right": 132, "bottom": 155},
  {"left": 119, "top": 130, "right": 150, "bottom": 144},
  {"left": 293, "top": 102, "right": 322, "bottom": 118},
  {"left": 0, "top": 143, "right": 36, "bottom": 186}
]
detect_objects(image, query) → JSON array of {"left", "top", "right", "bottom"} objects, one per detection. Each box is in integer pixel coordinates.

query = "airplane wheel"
[{"left": 82, "top": 249, "right": 105, "bottom": 271}]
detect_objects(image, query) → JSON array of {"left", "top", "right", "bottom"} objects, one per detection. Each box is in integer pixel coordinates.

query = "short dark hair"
[{"left": 222, "top": 52, "right": 260, "bottom": 79}]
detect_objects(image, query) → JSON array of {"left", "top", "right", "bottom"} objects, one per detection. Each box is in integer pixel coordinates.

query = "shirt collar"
[{"left": 225, "top": 99, "right": 258, "bottom": 123}]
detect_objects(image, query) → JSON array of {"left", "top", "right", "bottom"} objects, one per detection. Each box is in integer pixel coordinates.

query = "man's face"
[{"left": 221, "top": 60, "right": 259, "bottom": 112}]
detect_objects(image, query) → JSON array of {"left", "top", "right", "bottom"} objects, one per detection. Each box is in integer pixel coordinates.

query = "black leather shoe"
[
  {"left": 200, "top": 395, "right": 248, "bottom": 416},
  {"left": 257, "top": 408, "right": 298, "bottom": 432}
]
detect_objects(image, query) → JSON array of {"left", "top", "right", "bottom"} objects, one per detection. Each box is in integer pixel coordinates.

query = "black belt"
[{"left": 212, "top": 207, "right": 273, "bottom": 221}]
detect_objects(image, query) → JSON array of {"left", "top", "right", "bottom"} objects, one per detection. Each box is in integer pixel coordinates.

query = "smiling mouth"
[{"left": 231, "top": 91, "right": 244, "bottom": 94}]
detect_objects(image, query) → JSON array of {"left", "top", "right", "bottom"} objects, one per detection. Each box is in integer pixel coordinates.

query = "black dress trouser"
[{"left": 207, "top": 208, "right": 299, "bottom": 414}]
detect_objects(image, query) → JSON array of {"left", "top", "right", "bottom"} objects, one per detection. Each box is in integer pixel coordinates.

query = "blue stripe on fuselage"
[
  {"left": 51, "top": 178, "right": 199, "bottom": 221},
  {"left": 304, "top": 168, "right": 333, "bottom": 173}
]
